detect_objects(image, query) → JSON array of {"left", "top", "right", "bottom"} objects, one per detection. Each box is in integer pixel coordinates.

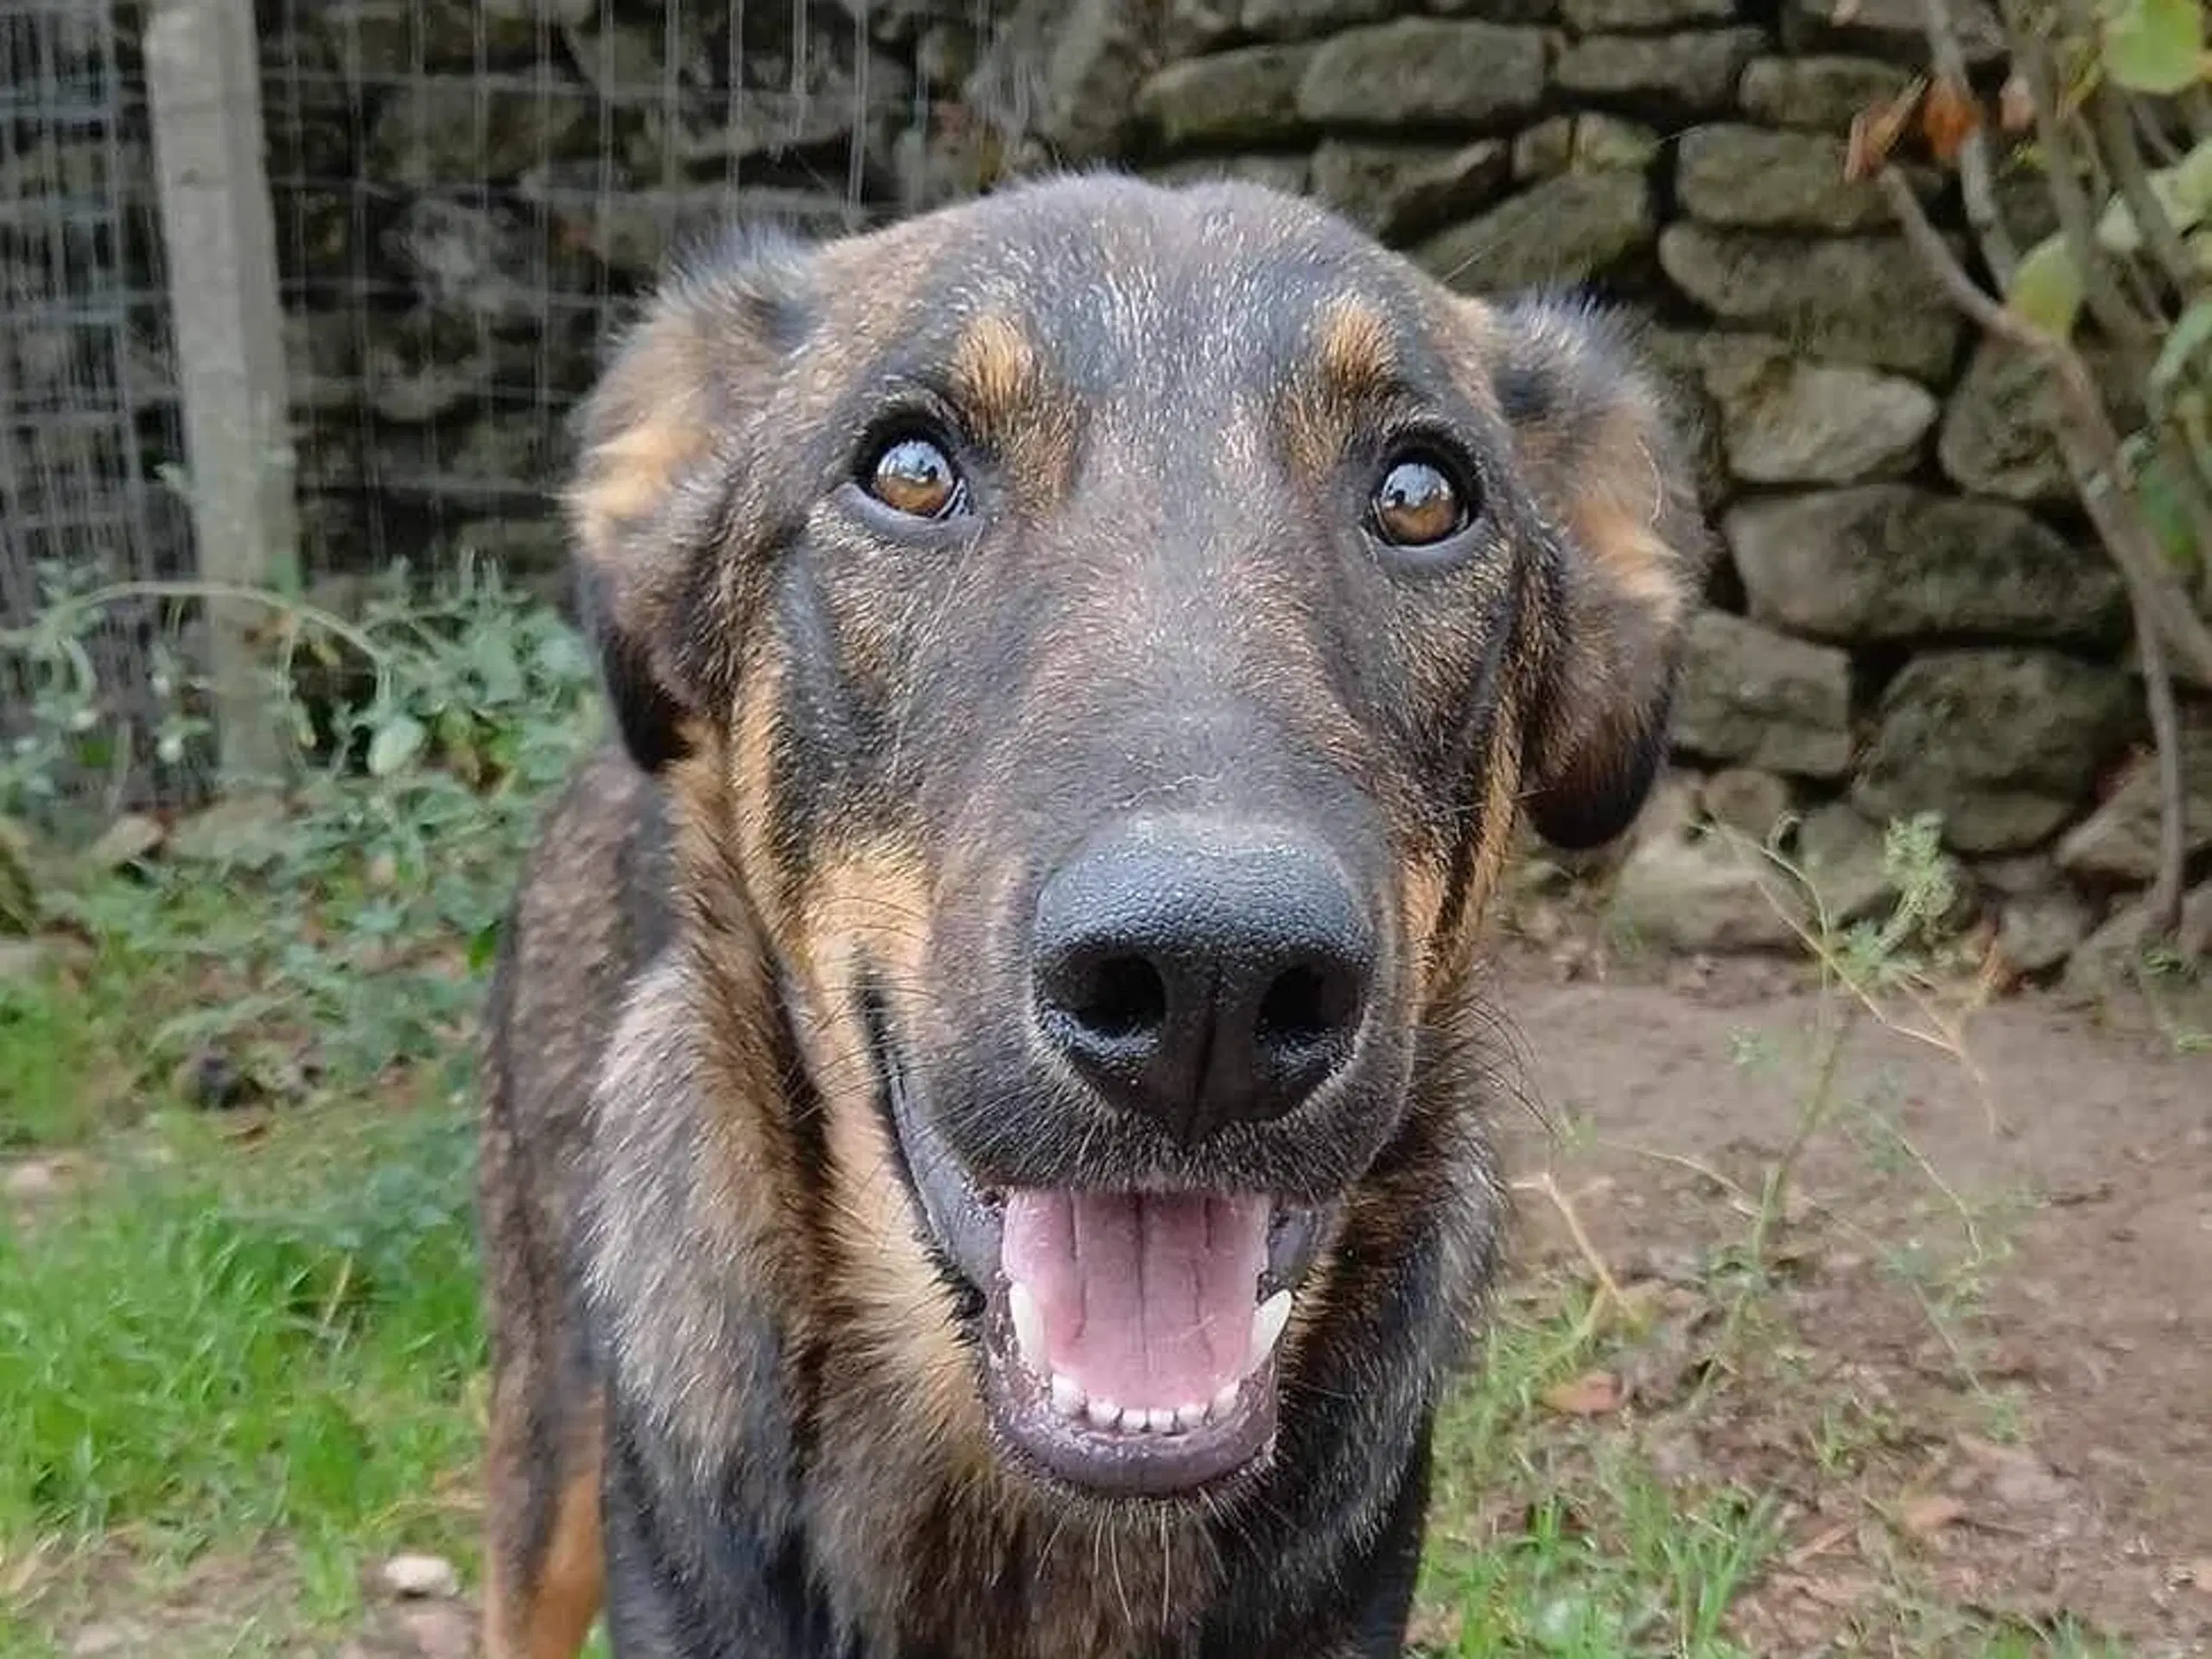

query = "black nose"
[{"left": 1030, "top": 824, "right": 1375, "bottom": 1142}]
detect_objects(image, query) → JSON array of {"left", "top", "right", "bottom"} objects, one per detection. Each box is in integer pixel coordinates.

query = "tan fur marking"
[
  {"left": 1566, "top": 413, "right": 1691, "bottom": 628},
  {"left": 483, "top": 1444, "right": 605, "bottom": 1659},
  {"left": 574, "top": 413, "right": 711, "bottom": 543},
  {"left": 1313, "top": 295, "right": 1396, "bottom": 396},
  {"left": 1282, "top": 296, "right": 1401, "bottom": 475},
  {"left": 530, "top": 1462, "right": 607, "bottom": 1659},
  {"left": 951, "top": 312, "right": 1040, "bottom": 423}
]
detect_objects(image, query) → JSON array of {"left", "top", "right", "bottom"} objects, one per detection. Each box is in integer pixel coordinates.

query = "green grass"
[{"left": 0, "top": 1099, "right": 485, "bottom": 1617}]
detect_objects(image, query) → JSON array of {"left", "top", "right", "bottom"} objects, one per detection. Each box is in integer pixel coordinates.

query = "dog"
[{"left": 476, "top": 169, "right": 1707, "bottom": 1659}]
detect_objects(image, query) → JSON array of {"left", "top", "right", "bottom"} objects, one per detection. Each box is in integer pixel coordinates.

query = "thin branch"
[
  {"left": 2008, "top": 23, "right": 2155, "bottom": 359},
  {"left": 2091, "top": 79, "right": 2200, "bottom": 302},
  {"left": 1921, "top": 0, "right": 2018, "bottom": 283},
  {"left": 2134, "top": 588, "right": 2187, "bottom": 935},
  {"left": 1878, "top": 168, "right": 2212, "bottom": 685}
]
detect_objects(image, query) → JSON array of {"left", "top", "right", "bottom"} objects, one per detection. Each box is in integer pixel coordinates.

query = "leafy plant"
[{"left": 1847, "top": 0, "right": 2212, "bottom": 944}]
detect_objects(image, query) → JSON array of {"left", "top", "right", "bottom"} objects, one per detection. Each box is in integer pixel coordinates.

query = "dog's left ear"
[{"left": 1490, "top": 294, "right": 1713, "bottom": 850}]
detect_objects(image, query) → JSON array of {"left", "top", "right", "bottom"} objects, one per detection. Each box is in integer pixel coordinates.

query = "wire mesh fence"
[
  {"left": 1, "top": 0, "right": 202, "bottom": 821},
  {"left": 2, "top": 0, "right": 1018, "bottom": 823}
]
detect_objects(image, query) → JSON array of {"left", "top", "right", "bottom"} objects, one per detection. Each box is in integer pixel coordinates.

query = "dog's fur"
[{"left": 478, "top": 172, "right": 1707, "bottom": 1659}]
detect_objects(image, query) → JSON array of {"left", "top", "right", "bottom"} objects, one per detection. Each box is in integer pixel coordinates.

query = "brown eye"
[
  {"left": 865, "top": 435, "right": 964, "bottom": 520},
  {"left": 1370, "top": 456, "right": 1467, "bottom": 548}
]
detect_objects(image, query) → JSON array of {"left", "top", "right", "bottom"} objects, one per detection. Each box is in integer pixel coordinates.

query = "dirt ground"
[{"left": 1484, "top": 933, "right": 2212, "bottom": 1655}]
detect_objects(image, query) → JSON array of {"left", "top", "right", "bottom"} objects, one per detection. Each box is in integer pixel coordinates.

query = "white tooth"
[
  {"left": 1211, "top": 1382, "right": 1241, "bottom": 1419},
  {"left": 1247, "top": 1290, "right": 1294, "bottom": 1372},
  {"left": 1087, "top": 1397, "right": 1122, "bottom": 1431},
  {"left": 1051, "top": 1374, "right": 1085, "bottom": 1419},
  {"left": 1008, "top": 1281, "right": 1046, "bottom": 1372},
  {"left": 1147, "top": 1407, "right": 1178, "bottom": 1434},
  {"left": 1120, "top": 1406, "right": 1150, "bottom": 1433},
  {"left": 1175, "top": 1402, "right": 1208, "bottom": 1433}
]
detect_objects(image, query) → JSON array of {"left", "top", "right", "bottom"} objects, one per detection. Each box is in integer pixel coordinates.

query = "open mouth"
[{"left": 865, "top": 996, "right": 1333, "bottom": 1497}]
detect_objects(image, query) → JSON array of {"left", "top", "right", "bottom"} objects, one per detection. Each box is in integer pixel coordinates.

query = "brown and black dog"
[{"left": 478, "top": 170, "right": 1707, "bottom": 1659}]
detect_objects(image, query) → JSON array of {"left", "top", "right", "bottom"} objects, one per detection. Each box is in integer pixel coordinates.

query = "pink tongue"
[{"left": 1001, "top": 1190, "right": 1269, "bottom": 1410}]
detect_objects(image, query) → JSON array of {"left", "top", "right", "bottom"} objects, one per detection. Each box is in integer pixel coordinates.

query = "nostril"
[
  {"left": 1256, "top": 959, "right": 1362, "bottom": 1055},
  {"left": 1060, "top": 953, "right": 1167, "bottom": 1043}
]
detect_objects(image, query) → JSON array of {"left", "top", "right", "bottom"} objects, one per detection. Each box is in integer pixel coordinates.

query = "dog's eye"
[
  {"left": 1369, "top": 456, "right": 1469, "bottom": 548},
  {"left": 864, "top": 435, "right": 966, "bottom": 520}
]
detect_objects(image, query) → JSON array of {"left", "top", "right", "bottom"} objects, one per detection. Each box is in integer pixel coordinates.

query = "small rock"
[
  {"left": 1143, "top": 153, "right": 1314, "bottom": 194},
  {"left": 1541, "top": 1370, "right": 1624, "bottom": 1415},
  {"left": 1516, "top": 113, "right": 1662, "bottom": 178},
  {"left": 84, "top": 813, "right": 165, "bottom": 871},
  {"left": 1553, "top": 29, "right": 1764, "bottom": 124},
  {"left": 1676, "top": 124, "right": 1897, "bottom": 233},
  {"left": 1657, "top": 224, "right": 1965, "bottom": 382},
  {"left": 1298, "top": 19, "right": 1548, "bottom": 131},
  {"left": 1853, "top": 650, "right": 2138, "bottom": 855},
  {"left": 1310, "top": 137, "right": 1511, "bottom": 242},
  {"left": 1413, "top": 169, "right": 1655, "bottom": 295},
  {"left": 2063, "top": 880, "right": 2212, "bottom": 1000},
  {"left": 1672, "top": 609, "right": 1853, "bottom": 779},
  {"left": 2053, "top": 721, "right": 2212, "bottom": 886},
  {"left": 1560, "top": 0, "right": 1734, "bottom": 28},
  {"left": 1236, "top": 0, "right": 1393, "bottom": 38},
  {"left": 1975, "top": 853, "right": 2060, "bottom": 898},
  {"left": 1778, "top": 0, "right": 2007, "bottom": 65},
  {"left": 1700, "top": 767, "right": 1793, "bottom": 841},
  {"left": 1738, "top": 54, "right": 1917, "bottom": 131},
  {"left": 5, "top": 1159, "right": 67, "bottom": 1203},
  {"left": 1994, "top": 888, "right": 2094, "bottom": 975},
  {"left": 1699, "top": 336, "right": 1936, "bottom": 485},
  {"left": 1794, "top": 801, "right": 1902, "bottom": 925},
  {"left": 382, "top": 1552, "right": 461, "bottom": 1600},
  {"left": 1725, "top": 486, "right": 2127, "bottom": 647},
  {"left": 1136, "top": 44, "right": 1318, "bottom": 150},
  {"left": 1608, "top": 815, "right": 1808, "bottom": 955}
]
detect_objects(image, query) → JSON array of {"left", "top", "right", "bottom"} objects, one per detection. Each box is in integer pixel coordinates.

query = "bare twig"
[
  {"left": 1920, "top": 0, "right": 2017, "bottom": 283},
  {"left": 2135, "top": 588, "right": 2189, "bottom": 934},
  {"left": 1878, "top": 168, "right": 2212, "bottom": 685},
  {"left": 2091, "top": 80, "right": 2201, "bottom": 302},
  {"left": 1510, "top": 1170, "right": 1625, "bottom": 1310},
  {"left": 2005, "top": 22, "right": 2155, "bottom": 359}
]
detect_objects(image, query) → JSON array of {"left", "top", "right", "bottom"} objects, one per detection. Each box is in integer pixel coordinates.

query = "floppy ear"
[
  {"left": 1491, "top": 293, "right": 1713, "bottom": 850},
  {"left": 563, "top": 230, "right": 813, "bottom": 773}
]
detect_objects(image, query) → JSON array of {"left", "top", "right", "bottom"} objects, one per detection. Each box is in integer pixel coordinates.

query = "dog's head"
[{"left": 568, "top": 175, "right": 1705, "bottom": 1504}]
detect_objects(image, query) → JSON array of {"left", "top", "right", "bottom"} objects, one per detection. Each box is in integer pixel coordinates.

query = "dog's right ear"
[{"left": 563, "top": 232, "right": 814, "bottom": 773}]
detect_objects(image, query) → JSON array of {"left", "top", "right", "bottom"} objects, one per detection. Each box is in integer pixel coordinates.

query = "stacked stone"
[
  {"left": 1126, "top": 0, "right": 2209, "bottom": 982},
  {"left": 244, "top": 0, "right": 2208, "bottom": 982},
  {"left": 260, "top": 0, "right": 971, "bottom": 587}
]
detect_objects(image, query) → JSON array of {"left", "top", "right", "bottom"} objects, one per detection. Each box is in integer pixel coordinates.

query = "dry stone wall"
[{"left": 245, "top": 0, "right": 2208, "bottom": 980}]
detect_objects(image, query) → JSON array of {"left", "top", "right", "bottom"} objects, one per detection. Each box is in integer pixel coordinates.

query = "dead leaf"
[
  {"left": 1845, "top": 79, "right": 1926, "bottom": 181},
  {"left": 1923, "top": 73, "right": 1983, "bottom": 164},
  {"left": 1900, "top": 1493, "right": 1967, "bottom": 1535},
  {"left": 1541, "top": 1370, "right": 1623, "bottom": 1417},
  {"left": 1999, "top": 71, "right": 2036, "bottom": 133}
]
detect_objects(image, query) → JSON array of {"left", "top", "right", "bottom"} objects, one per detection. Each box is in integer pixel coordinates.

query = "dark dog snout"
[{"left": 1030, "top": 824, "right": 1374, "bottom": 1143}]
